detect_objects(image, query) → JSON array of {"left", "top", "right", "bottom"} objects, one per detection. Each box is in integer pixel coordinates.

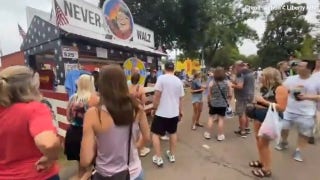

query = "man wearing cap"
[
  {"left": 151, "top": 61, "right": 184, "bottom": 167},
  {"left": 144, "top": 69, "right": 157, "bottom": 87},
  {"left": 231, "top": 60, "right": 255, "bottom": 137}
]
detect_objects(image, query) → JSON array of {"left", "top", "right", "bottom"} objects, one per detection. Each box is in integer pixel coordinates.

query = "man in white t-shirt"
[
  {"left": 276, "top": 60, "right": 320, "bottom": 162},
  {"left": 151, "top": 61, "right": 184, "bottom": 167}
]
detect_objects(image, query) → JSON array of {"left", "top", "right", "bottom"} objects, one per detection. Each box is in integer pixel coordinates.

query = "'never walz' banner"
[{"left": 55, "top": 0, "right": 155, "bottom": 48}]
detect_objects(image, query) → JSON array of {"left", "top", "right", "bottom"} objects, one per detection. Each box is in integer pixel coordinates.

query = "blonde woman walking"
[
  {"left": 65, "top": 74, "right": 99, "bottom": 178},
  {"left": 249, "top": 67, "right": 288, "bottom": 178}
]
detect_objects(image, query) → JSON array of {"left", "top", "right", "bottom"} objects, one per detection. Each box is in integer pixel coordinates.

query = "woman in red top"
[{"left": 0, "top": 66, "right": 61, "bottom": 180}]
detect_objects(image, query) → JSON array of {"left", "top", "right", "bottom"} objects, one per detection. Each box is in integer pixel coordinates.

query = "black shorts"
[
  {"left": 209, "top": 106, "right": 227, "bottom": 116},
  {"left": 64, "top": 125, "right": 83, "bottom": 161},
  {"left": 253, "top": 108, "right": 283, "bottom": 123},
  {"left": 151, "top": 115, "right": 179, "bottom": 136}
]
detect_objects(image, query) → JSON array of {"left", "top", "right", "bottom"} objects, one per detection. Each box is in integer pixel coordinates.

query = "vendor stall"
[{"left": 21, "top": 0, "right": 165, "bottom": 137}]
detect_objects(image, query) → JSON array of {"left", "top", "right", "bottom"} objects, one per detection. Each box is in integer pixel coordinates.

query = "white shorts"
[{"left": 282, "top": 112, "right": 315, "bottom": 137}]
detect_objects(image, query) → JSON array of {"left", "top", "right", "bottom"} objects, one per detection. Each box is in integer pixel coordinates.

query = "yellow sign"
[
  {"left": 175, "top": 58, "right": 201, "bottom": 76},
  {"left": 123, "top": 57, "right": 146, "bottom": 85}
]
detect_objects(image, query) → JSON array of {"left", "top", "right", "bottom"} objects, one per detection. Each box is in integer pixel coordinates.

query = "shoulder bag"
[{"left": 216, "top": 81, "right": 233, "bottom": 118}]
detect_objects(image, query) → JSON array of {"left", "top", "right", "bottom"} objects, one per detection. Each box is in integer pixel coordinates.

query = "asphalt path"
[{"left": 59, "top": 93, "right": 320, "bottom": 180}]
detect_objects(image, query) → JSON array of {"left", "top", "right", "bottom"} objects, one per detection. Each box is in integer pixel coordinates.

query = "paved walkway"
[{"left": 59, "top": 94, "right": 320, "bottom": 180}]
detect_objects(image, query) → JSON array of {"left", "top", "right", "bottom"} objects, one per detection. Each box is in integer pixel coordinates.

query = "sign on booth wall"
[
  {"left": 133, "top": 25, "right": 155, "bottom": 48},
  {"left": 96, "top": 47, "right": 108, "bottom": 59},
  {"left": 62, "top": 46, "right": 79, "bottom": 59},
  {"left": 56, "top": 0, "right": 155, "bottom": 48},
  {"left": 60, "top": 0, "right": 106, "bottom": 34}
]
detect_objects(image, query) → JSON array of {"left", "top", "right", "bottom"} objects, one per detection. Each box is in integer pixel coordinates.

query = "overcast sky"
[{"left": 0, "top": 0, "right": 318, "bottom": 57}]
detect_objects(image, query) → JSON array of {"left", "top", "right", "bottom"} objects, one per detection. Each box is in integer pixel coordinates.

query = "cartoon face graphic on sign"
[{"left": 103, "top": 0, "right": 134, "bottom": 40}]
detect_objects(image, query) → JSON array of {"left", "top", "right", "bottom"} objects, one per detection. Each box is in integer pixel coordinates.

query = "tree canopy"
[{"left": 257, "top": 2, "right": 311, "bottom": 67}]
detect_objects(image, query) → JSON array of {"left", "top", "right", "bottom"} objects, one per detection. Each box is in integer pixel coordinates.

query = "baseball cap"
[
  {"left": 165, "top": 61, "right": 175, "bottom": 71},
  {"left": 234, "top": 60, "right": 249, "bottom": 67},
  {"left": 234, "top": 60, "right": 245, "bottom": 66}
]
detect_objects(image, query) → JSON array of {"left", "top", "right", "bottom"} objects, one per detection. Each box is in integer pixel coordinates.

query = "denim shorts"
[
  {"left": 134, "top": 170, "right": 144, "bottom": 180},
  {"left": 253, "top": 108, "right": 268, "bottom": 122},
  {"left": 282, "top": 112, "right": 315, "bottom": 137},
  {"left": 253, "top": 108, "right": 283, "bottom": 123},
  {"left": 192, "top": 93, "right": 203, "bottom": 104}
]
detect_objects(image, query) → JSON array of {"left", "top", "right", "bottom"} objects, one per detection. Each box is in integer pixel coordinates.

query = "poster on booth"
[
  {"left": 102, "top": 0, "right": 134, "bottom": 41},
  {"left": 123, "top": 57, "right": 146, "bottom": 85},
  {"left": 62, "top": 46, "right": 79, "bottom": 59},
  {"left": 55, "top": 0, "right": 155, "bottom": 47}
]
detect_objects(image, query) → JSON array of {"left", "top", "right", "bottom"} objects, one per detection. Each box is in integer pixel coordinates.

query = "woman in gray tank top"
[{"left": 79, "top": 65, "right": 150, "bottom": 180}]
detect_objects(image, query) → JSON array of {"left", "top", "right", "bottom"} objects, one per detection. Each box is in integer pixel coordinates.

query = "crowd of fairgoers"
[{"left": 0, "top": 58, "right": 320, "bottom": 180}]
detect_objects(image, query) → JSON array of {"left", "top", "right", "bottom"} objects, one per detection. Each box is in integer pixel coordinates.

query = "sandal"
[
  {"left": 196, "top": 123, "right": 204, "bottom": 127},
  {"left": 252, "top": 168, "right": 272, "bottom": 178},
  {"left": 249, "top": 160, "right": 263, "bottom": 168}
]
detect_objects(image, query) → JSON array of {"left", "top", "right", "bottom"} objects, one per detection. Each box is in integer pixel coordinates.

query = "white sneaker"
[
  {"left": 139, "top": 147, "right": 151, "bottom": 157},
  {"left": 275, "top": 142, "right": 289, "bottom": 151},
  {"left": 160, "top": 135, "right": 170, "bottom": 141},
  {"left": 204, "top": 132, "right": 211, "bottom": 139},
  {"left": 217, "top": 134, "right": 225, "bottom": 141},
  {"left": 152, "top": 155, "right": 164, "bottom": 167},
  {"left": 191, "top": 125, "right": 197, "bottom": 130},
  {"left": 166, "top": 150, "right": 175, "bottom": 163}
]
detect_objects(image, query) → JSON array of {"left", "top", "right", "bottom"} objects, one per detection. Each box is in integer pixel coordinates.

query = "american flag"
[
  {"left": 18, "top": 24, "right": 26, "bottom": 39},
  {"left": 54, "top": 0, "right": 69, "bottom": 27}
]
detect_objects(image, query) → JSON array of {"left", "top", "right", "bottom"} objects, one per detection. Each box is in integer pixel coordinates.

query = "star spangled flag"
[
  {"left": 18, "top": 24, "right": 26, "bottom": 39},
  {"left": 54, "top": 0, "right": 69, "bottom": 27}
]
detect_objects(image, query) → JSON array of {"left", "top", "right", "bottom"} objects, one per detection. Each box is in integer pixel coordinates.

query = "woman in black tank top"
[{"left": 249, "top": 67, "right": 288, "bottom": 178}]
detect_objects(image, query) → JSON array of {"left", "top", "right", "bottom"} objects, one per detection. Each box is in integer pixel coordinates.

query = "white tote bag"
[{"left": 258, "top": 103, "right": 281, "bottom": 142}]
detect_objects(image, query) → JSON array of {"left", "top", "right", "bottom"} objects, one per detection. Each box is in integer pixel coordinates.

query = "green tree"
[
  {"left": 315, "top": 34, "right": 320, "bottom": 54},
  {"left": 299, "top": 34, "right": 316, "bottom": 59},
  {"left": 245, "top": 54, "right": 261, "bottom": 68},
  {"left": 257, "top": 2, "right": 311, "bottom": 67},
  {"left": 203, "top": 0, "right": 261, "bottom": 66},
  {"left": 211, "top": 44, "right": 249, "bottom": 67}
]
